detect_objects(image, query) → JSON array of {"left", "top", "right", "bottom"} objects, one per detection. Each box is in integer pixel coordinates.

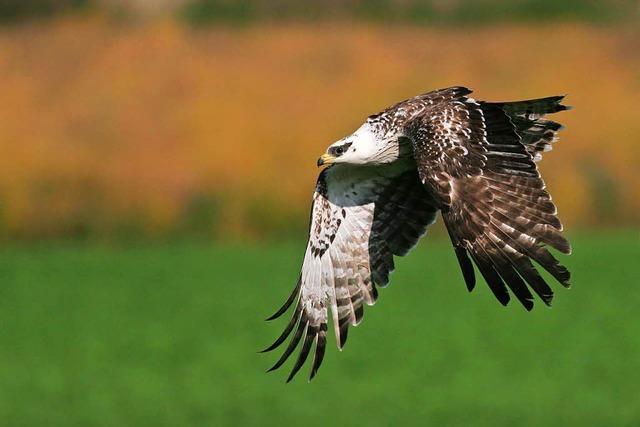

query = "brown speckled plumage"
[{"left": 263, "top": 86, "right": 571, "bottom": 382}]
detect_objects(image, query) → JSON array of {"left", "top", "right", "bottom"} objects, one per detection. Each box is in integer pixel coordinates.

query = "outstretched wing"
[
  {"left": 262, "top": 166, "right": 437, "bottom": 382},
  {"left": 406, "top": 87, "right": 571, "bottom": 310}
]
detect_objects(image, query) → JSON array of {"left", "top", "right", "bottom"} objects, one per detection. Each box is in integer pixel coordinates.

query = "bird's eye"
[{"left": 336, "top": 146, "right": 344, "bottom": 155}]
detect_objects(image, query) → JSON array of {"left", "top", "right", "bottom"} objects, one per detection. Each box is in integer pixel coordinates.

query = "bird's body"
[{"left": 263, "top": 87, "right": 572, "bottom": 382}]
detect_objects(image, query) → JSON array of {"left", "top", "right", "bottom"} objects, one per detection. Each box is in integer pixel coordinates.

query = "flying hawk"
[{"left": 263, "top": 87, "right": 572, "bottom": 382}]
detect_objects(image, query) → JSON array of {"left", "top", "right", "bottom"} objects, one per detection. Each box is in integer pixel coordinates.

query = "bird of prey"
[{"left": 262, "top": 86, "right": 572, "bottom": 382}]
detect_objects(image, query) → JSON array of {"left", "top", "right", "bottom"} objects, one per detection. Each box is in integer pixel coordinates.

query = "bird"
[{"left": 262, "top": 86, "right": 572, "bottom": 382}]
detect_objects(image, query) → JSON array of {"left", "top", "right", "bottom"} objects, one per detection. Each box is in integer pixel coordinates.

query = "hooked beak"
[{"left": 317, "top": 153, "right": 336, "bottom": 167}]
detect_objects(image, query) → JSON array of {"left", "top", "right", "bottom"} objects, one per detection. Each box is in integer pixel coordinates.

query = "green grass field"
[{"left": 0, "top": 233, "right": 638, "bottom": 426}]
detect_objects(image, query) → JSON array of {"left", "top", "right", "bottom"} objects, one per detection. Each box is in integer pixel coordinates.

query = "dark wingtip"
[
  {"left": 259, "top": 345, "right": 277, "bottom": 354},
  {"left": 454, "top": 247, "right": 476, "bottom": 292},
  {"left": 285, "top": 371, "right": 296, "bottom": 383},
  {"left": 267, "top": 359, "right": 288, "bottom": 375},
  {"left": 260, "top": 339, "right": 285, "bottom": 353},
  {"left": 559, "top": 269, "right": 571, "bottom": 288},
  {"left": 265, "top": 318, "right": 307, "bottom": 374},
  {"left": 265, "top": 301, "right": 290, "bottom": 321},
  {"left": 558, "top": 96, "right": 572, "bottom": 111},
  {"left": 260, "top": 305, "right": 302, "bottom": 353},
  {"left": 284, "top": 326, "right": 316, "bottom": 383},
  {"left": 552, "top": 237, "right": 572, "bottom": 255},
  {"left": 456, "top": 86, "right": 473, "bottom": 97},
  {"left": 497, "top": 294, "right": 510, "bottom": 306},
  {"left": 309, "top": 369, "right": 318, "bottom": 382},
  {"left": 309, "top": 326, "right": 327, "bottom": 381},
  {"left": 265, "top": 280, "right": 301, "bottom": 321},
  {"left": 260, "top": 338, "right": 285, "bottom": 354},
  {"left": 337, "top": 321, "right": 349, "bottom": 350}
]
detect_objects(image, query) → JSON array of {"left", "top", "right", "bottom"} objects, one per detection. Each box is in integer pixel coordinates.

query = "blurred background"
[{"left": 0, "top": 1, "right": 638, "bottom": 425}]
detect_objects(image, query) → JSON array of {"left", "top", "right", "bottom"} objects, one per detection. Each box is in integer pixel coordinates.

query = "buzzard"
[{"left": 263, "top": 87, "right": 572, "bottom": 382}]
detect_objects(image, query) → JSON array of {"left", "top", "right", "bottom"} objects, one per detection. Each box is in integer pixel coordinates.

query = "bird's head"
[{"left": 318, "top": 122, "right": 401, "bottom": 167}]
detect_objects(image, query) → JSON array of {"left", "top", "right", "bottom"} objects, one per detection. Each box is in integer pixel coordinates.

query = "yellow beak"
[{"left": 317, "top": 153, "right": 336, "bottom": 167}]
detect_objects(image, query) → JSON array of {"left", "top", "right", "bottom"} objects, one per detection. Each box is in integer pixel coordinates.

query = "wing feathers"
[
  {"left": 286, "top": 324, "right": 316, "bottom": 383},
  {"left": 265, "top": 87, "right": 572, "bottom": 382},
  {"left": 466, "top": 245, "right": 511, "bottom": 306},
  {"left": 488, "top": 95, "right": 569, "bottom": 162},
  {"left": 487, "top": 223, "right": 554, "bottom": 304},
  {"left": 265, "top": 168, "right": 438, "bottom": 381},
  {"left": 410, "top": 89, "right": 571, "bottom": 309},
  {"left": 483, "top": 232, "right": 534, "bottom": 310},
  {"left": 261, "top": 304, "right": 302, "bottom": 353},
  {"left": 309, "top": 324, "right": 327, "bottom": 380},
  {"left": 453, "top": 245, "right": 476, "bottom": 292},
  {"left": 265, "top": 279, "right": 301, "bottom": 321},
  {"left": 267, "top": 316, "right": 307, "bottom": 372}
]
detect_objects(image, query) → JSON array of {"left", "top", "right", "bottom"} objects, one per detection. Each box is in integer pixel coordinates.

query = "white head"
[{"left": 317, "top": 122, "right": 404, "bottom": 167}]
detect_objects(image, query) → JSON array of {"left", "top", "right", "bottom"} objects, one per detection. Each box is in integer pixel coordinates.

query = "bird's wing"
[
  {"left": 489, "top": 96, "right": 569, "bottom": 162},
  {"left": 262, "top": 165, "right": 437, "bottom": 382},
  {"left": 407, "top": 87, "right": 571, "bottom": 310}
]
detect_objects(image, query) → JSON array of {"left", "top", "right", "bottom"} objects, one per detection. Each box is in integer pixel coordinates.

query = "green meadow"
[{"left": 0, "top": 232, "right": 638, "bottom": 426}]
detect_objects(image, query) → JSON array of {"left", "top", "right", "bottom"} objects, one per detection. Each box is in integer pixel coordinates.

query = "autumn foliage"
[{"left": 0, "top": 18, "right": 638, "bottom": 240}]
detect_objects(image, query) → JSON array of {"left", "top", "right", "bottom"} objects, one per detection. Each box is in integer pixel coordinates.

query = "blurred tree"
[
  {"left": 182, "top": 0, "right": 255, "bottom": 24},
  {"left": 179, "top": 0, "right": 638, "bottom": 25},
  {"left": 1, "top": 0, "right": 636, "bottom": 24},
  {"left": 95, "top": 0, "right": 189, "bottom": 18},
  {"left": 0, "top": 0, "right": 89, "bottom": 23}
]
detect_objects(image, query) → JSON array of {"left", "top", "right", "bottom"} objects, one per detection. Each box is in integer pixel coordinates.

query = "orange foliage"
[{"left": 0, "top": 18, "right": 638, "bottom": 239}]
